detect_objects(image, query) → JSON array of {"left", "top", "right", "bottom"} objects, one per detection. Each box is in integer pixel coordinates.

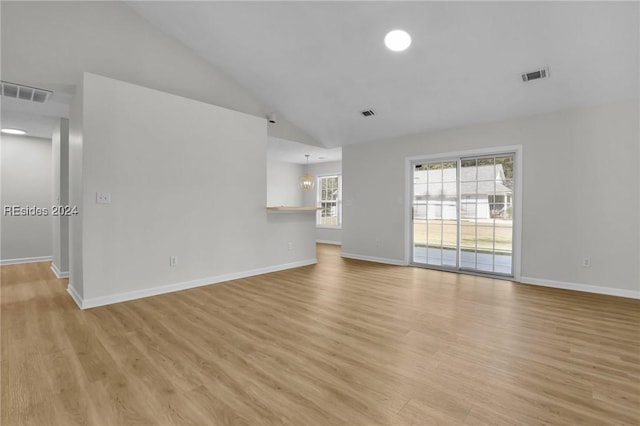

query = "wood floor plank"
[{"left": 2, "top": 244, "right": 639, "bottom": 425}]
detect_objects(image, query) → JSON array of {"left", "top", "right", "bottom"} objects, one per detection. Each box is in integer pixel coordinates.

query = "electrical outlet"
[
  {"left": 170, "top": 256, "right": 178, "bottom": 267},
  {"left": 96, "top": 192, "right": 111, "bottom": 204},
  {"left": 287, "top": 242, "right": 293, "bottom": 251},
  {"left": 582, "top": 257, "right": 591, "bottom": 268}
]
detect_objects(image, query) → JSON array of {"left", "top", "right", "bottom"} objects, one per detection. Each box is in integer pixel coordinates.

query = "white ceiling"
[
  {"left": 3, "top": 2, "right": 637, "bottom": 152},
  {"left": 128, "top": 1, "right": 639, "bottom": 148},
  {"left": 268, "top": 137, "right": 341, "bottom": 165},
  {"left": 1, "top": 92, "right": 72, "bottom": 139}
]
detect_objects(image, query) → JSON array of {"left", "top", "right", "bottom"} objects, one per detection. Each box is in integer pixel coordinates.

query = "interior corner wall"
[
  {"left": 1, "top": 134, "right": 52, "bottom": 262},
  {"left": 304, "top": 161, "right": 343, "bottom": 245},
  {"left": 267, "top": 161, "right": 304, "bottom": 207},
  {"left": 51, "top": 118, "right": 69, "bottom": 274},
  {"left": 68, "top": 81, "right": 84, "bottom": 298},
  {"left": 342, "top": 100, "right": 639, "bottom": 295},
  {"left": 72, "top": 73, "right": 315, "bottom": 305}
]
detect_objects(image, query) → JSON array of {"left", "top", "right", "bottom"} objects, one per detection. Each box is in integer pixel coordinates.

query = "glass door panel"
[
  {"left": 412, "top": 181, "right": 428, "bottom": 264},
  {"left": 459, "top": 154, "right": 514, "bottom": 275},
  {"left": 460, "top": 219, "right": 477, "bottom": 269},
  {"left": 412, "top": 153, "right": 515, "bottom": 277},
  {"left": 412, "top": 161, "right": 458, "bottom": 268}
]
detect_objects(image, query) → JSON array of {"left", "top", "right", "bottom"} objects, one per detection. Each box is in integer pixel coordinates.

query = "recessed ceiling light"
[
  {"left": 384, "top": 29, "right": 411, "bottom": 52},
  {"left": 1, "top": 128, "right": 27, "bottom": 135}
]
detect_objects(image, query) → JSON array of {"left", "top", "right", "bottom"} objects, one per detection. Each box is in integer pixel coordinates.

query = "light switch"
[{"left": 96, "top": 192, "right": 111, "bottom": 204}]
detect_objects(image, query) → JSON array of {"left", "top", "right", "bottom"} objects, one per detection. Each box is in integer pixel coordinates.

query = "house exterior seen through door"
[{"left": 411, "top": 153, "right": 515, "bottom": 276}]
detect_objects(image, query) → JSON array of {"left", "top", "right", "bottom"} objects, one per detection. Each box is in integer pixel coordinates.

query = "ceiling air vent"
[
  {"left": 1, "top": 81, "right": 52, "bottom": 103},
  {"left": 521, "top": 67, "right": 550, "bottom": 82},
  {"left": 360, "top": 109, "right": 376, "bottom": 117}
]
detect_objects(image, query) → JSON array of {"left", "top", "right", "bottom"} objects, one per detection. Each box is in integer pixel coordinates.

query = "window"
[{"left": 317, "top": 175, "right": 342, "bottom": 227}]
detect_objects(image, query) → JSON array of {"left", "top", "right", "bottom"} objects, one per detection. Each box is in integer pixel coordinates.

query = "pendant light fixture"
[{"left": 298, "top": 154, "right": 315, "bottom": 190}]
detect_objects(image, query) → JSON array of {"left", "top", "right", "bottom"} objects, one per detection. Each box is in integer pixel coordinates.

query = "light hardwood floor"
[{"left": 2, "top": 244, "right": 639, "bottom": 425}]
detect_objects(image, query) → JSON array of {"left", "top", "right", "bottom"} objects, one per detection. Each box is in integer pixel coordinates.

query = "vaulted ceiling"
[
  {"left": 2, "top": 1, "right": 637, "bottom": 153},
  {"left": 128, "top": 1, "right": 639, "bottom": 148}
]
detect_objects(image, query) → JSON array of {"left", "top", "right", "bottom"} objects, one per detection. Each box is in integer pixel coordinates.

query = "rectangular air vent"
[
  {"left": 360, "top": 109, "right": 375, "bottom": 117},
  {"left": 1, "top": 81, "right": 52, "bottom": 103},
  {"left": 521, "top": 67, "right": 550, "bottom": 82}
]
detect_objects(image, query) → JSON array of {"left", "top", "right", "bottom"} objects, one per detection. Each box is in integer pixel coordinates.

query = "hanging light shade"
[{"left": 298, "top": 154, "right": 315, "bottom": 190}]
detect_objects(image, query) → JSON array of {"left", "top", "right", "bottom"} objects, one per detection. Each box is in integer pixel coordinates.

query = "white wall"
[
  {"left": 267, "top": 161, "right": 304, "bottom": 206},
  {"left": 304, "top": 161, "right": 343, "bottom": 245},
  {"left": 343, "top": 100, "right": 639, "bottom": 296},
  {"left": 68, "top": 73, "right": 316, "bottom": 307},
  {"left": 1, "top": 134, "right": 52, "bottom": 263},
  {"left": 51, "top": 118, "right": 69, "bottom": 275},
  {"left": 0, "top": 1, "right": 317, "bottom": 147},
  {"left": 69, "top": 82, "right": 84, "bottom": 297}
]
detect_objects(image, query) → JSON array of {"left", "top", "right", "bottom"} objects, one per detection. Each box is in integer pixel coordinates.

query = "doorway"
[{"left": 409, "top": 148, "right": 520, "bottom": 278}]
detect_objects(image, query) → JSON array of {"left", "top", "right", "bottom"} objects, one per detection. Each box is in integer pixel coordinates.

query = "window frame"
[{"left": 316, "top": 174, "right": 342, "bottom": 229}]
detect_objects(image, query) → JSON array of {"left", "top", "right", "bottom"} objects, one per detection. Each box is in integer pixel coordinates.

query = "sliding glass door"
[
  {"left": 412, "top": 161, "right": 459, "bottom": 268},
  {"left": 411, "top": 153, "right": 515, "bottom": 277}
]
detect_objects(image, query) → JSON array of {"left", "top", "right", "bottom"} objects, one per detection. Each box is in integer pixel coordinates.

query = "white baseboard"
[
  {"left": 0, "top": 256, "right": 52, "bottom": 266},
  {"left": 51, "top": 263, "right": 69, "bottom": 279},
  {"left": 67, "top": 258, "right": 318, "bottom": 310},
  {"left": 316, "top": 240, "right": 341, "bottom": 246},
  {"left": 67, "top": 284, "right": 83, "bottom": 308},
  {"left": 341, "top": 252, "right": 406, "bottom": 266},
  {"left": 519, "top": 276, "right": 640, "bottom": 299},
  {"left": 334, "top": 258, "right": 638, "bottom": 299}
]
